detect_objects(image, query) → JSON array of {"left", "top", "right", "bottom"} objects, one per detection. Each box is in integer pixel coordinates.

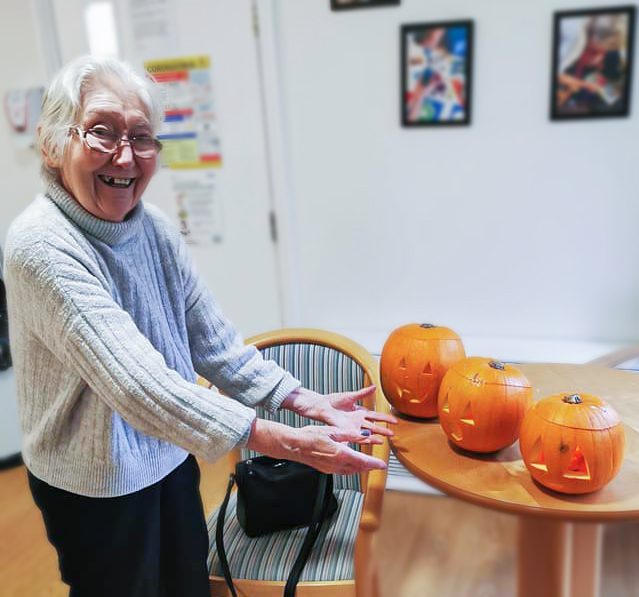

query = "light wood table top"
[{"left": 389, "top": 363, "right": 639, "bottom": 522}]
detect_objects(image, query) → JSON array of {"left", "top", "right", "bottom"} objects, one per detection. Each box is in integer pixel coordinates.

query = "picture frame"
[
  {"left": 401, "top": 21, "right": 474, "bottom": 127},
  {"left": 550, "top": 5, "right": 636, "bottom": 120},
  {"left": 331, "top": 0, "right": 400, "bottom": 11}
]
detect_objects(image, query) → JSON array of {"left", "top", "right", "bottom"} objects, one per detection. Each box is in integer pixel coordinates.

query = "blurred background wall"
[
  {"left": 270, "top": 0, "right": 639, "bottom": 357},
  {"left": 0, "top": 1, "right": 44, "bottom": 458},
  {"left": 1, "top": 0, "right": 637, "bottom": 454}
]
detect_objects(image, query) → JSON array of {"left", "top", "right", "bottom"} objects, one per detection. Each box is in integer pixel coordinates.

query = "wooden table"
[{"left": 388, "top": 363, "right": 639, "bottom": 597}]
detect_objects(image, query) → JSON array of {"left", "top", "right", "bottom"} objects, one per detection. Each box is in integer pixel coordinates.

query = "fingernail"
[{"left": 361, "top": 429, "right": 371, "bottom": 437}]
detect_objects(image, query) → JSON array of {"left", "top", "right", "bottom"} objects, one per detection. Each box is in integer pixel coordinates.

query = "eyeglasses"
[{"left": 70, "top": 127, "right": 162, "bottom": 159}]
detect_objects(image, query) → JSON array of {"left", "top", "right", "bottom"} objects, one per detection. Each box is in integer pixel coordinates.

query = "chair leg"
[{"left": 355, "top": 530, "right": 379, "bottom": 597}]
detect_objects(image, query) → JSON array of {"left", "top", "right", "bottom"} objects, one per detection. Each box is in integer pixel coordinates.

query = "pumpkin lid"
[
  {"left": 450, "top": 356, "right": 532, "bottom": 388},
  {"left": 531, "top": 392, "right": 621, "bottom": 430},
  {"left": 391, "top": 323, "right": 462, "bottom": 342}
]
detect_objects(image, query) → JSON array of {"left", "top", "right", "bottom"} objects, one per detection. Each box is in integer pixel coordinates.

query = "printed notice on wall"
[
  {"left": 145, "top": 55, "right": 224, "bottom": 245},
  {"left": 144, "top": 55, "right": 223, "bottom": 170},
  {"left": 172, "top": 169, "right": 224, "bottom": 246},
  {"left": 127, "top": 0, "right": 178, "bottom": 58}
]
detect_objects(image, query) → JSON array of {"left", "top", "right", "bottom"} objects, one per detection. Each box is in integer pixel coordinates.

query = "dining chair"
[{"left": 203, "top": 328, "right": 390, "bottom": 597}]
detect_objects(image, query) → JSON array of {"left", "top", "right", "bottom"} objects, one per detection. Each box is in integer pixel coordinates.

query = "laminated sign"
[
  {"left": 145, "top": 55, "right": 223, "bottom": 170},
  {"left": 144, "top": 55, "right": 224, "bottom": 246}
]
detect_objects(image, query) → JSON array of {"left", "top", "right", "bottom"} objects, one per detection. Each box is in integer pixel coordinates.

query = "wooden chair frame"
[{"left": 208, "top": 328, "right": 390, "bottom": 597}]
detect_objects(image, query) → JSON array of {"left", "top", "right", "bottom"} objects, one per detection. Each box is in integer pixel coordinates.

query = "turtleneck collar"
[{"left": 45, "top": 181, "right": 145, "bottom": 246}]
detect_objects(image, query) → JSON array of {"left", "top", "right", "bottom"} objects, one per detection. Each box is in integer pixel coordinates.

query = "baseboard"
[{"left": 0, "top": 452, "right": 23, "bottom": 470}]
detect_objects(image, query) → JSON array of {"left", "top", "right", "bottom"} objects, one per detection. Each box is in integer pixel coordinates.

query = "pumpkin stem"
[
  {"left": 489, "top": 360, "right": 505, "bottom": 370},
  {"left": 419, "top": 323, "right": 435, "bottom": 328},
  {"left": 563, "top": 394, "right": 583, "bottom": 404}
]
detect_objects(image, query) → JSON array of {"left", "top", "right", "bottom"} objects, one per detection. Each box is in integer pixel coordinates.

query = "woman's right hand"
[{"left": 246, "top": 418, "right": 387, "bottom": 475}]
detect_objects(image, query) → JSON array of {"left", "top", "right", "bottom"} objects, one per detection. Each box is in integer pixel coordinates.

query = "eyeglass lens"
[{"left": 84, "top": 129, "right": 160, "bottom": 158}]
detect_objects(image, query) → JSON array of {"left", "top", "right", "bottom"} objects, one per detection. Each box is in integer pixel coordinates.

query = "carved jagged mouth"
[{"left": 98, "top": 175, "right": 135, "bottom": 188}]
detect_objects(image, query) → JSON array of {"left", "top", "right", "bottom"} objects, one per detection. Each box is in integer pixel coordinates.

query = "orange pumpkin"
[
  {"left": 438, "top": 357, "right": 533, "bottom": 453},
  {"left": 380, "top": 323, "right": 465, "bottom": 418},
  {"left": 519, "top": 393, "right": 625, "bottom": 494}
]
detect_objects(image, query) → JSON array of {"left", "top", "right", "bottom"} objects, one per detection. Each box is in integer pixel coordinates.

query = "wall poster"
[
  {"left": 127, "top": 0, "right": 179, "bottom": 58},
  {"left": 145, "top": 55, "right": 224, "bottom": 246}
]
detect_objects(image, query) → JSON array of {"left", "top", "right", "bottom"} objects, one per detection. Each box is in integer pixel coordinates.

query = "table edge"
[{"left": 390, "top": 443, "right": 639, "bottom": 523}]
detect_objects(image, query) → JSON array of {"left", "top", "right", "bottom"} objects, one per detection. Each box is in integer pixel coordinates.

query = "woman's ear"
[{"left": 38, "top": 126, "right": 60, "bottom": 169}]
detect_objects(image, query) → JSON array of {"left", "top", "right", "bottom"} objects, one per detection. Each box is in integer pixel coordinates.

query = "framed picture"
[
  {"left": 331, "top": 0, "right": 400, "bottom": 10},
  {"left": 550, "top": 6, "right": 636, "bottom": 120},
  {"left": 401, "top": 21, "right": 473, "bottom": 126}
]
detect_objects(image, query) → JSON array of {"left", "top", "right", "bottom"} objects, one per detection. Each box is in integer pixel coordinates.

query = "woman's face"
[{"left": 57, "top": 78, "right": 158, "bottom": 222}]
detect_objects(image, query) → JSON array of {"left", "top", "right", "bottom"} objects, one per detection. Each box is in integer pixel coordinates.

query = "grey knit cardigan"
[{"left": 4, "top": 183, "right": 299, "bottom": 497}]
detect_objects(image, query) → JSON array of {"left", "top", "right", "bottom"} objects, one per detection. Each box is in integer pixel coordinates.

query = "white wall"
[
  {"left": 0, "top": 1, "right": 47, "bottom": 456},
  {"left": 0, "top": 4, "right": 46, "bottom": 244},
  {"left": 49, "top": 0, "right": 283, "bottom": 338},
  {"left": 271, "top": 0, "right": 639, "bottom": 357}
]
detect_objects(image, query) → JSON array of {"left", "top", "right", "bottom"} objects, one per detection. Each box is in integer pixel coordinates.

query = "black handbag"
[{"left": 215, "top": 456, "right": 338, "bottom": 597}]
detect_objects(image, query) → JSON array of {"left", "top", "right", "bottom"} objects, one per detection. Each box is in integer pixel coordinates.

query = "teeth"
[{"left": 98, "top": 175, "right": 135, "bottom": 188}]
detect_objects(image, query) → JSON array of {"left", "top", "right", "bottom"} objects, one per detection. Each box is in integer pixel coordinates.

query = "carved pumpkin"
[
  {"left": 519, "top": 393, "right": 625, "bottom": 494},
  {"left": 380, "top": 323, "right": 465, "bottom": 418},
  {"left": 438, "top": 357, "right": 533, "bottom": 453}
]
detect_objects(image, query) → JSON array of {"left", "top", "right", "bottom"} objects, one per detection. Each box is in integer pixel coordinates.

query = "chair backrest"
[{"left": 242, "top": 328, "right": 382, "bottom": 492}]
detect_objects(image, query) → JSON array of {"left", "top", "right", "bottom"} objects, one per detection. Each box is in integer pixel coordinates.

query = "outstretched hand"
[
  {"left": 281, "top": 386, "right": 397, "bottom": 438},
  {"left": 246, "top": 417, "right": 389, "bottom": 475},
  {"left": 293, "top": 424, "right": 388, "bottom": 474}
]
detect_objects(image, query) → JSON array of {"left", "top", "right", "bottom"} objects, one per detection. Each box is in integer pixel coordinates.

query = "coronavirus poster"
[{"left": 145, "top": 55, "right": 224, "bottom": 245}]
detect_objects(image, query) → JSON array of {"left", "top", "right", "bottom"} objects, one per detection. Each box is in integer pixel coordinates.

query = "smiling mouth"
[{"left": 98, "top": 175, "right": 136, "bottom": 188}]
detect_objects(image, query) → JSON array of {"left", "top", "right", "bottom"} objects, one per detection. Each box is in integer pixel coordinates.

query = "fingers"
[
  {"left": 353, "top": 385, "right": 377, "bottom": 397},
  {"left": 331, "top": 385, "right": 376, "bottom": 408},
  {"left": 310, "top": 447, "right": 387, "bottom": 474},
  {"left": 355, "top": 410, "right": 398, "bottom": 437},
  {"left": 357, "top": 436, "right": 384, "bottom": 446},
  {"left": 360, "top": 422, "right": 395, "bottom": 437},
  {"left": 341, "top": 449, "right": 387, "bottom": 472},
  {"left": 327, "top": 427, "right": 386, "bottom": 444},
  {"left": 365, "top": 411, "right": 399, "bottom": 425},
  {"left": 295, "top": 425, "right": 389, "bottom": 474}
]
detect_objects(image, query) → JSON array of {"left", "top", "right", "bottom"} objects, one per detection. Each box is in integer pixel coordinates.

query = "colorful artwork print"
[
  {"left": 551, "top": 6, "right": 635, "bottom": 119},
  {"left": 331, "top": 0, "right": 399, "bottom": 10},
  {"left": 402, "top": 21, "right": 473, "bottom": 126}
]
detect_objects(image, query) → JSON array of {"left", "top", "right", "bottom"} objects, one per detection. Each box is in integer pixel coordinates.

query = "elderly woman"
[{"left": 4, "top": 55, "right": 394, "bottom": 597}]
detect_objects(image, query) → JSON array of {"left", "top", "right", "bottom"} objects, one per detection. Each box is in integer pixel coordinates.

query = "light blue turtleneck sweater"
[{"left": 4, "top": 182, "right": 299, "bottom": 497}]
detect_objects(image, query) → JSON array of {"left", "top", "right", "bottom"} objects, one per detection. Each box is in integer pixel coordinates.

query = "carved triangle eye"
[
  {"left": 423, "top": 362, "right": 432, "bottom": 375},
  {"left": 563, "top": 446, "right": 591, "bottom": 480},
  {"left": 450, "top": 421, "right": 463, "bottom": 442},
  {"left": 441, "top": 392, "right": 450, "bottom": 414},
  {"left": 529, "top": 436, "right": 548, "bottom": 472},
  {"left": 460, "top": 402, "right": 475, "bottom": 426}
]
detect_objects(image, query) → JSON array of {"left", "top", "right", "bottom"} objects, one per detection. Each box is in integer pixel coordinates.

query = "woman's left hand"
[{"left": 281, "top": 386, "right": 397, "bottom": 438}]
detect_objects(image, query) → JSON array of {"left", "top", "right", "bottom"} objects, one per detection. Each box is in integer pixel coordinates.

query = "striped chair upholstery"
[
  {"left": 207, "top": 489, "right": 363, "bottom": 581},
  {"left": 206, "top": 340, "right": 369, "bottom": 583},
  {"left": 242, "top": 343, "right": 365, "bottom": 491}
]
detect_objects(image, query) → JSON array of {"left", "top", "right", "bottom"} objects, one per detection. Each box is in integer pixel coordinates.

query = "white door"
[{"left": 49, "top": 0, "right": 282, "bottom": 337}]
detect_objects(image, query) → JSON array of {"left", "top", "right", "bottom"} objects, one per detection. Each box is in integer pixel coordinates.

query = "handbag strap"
[
  {"left": 216, "top": 470, "right": 334, "bottom": 597},
  {"left": 216, "top": 473, "right": 239, "bottom": 597},
  {"left": 283, "top": 472, "right": 333, "bottom": 597}
]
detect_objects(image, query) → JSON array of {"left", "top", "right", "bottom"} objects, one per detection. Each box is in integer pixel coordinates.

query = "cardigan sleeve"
[
  {"left": 7, "top": 238, "right": 257, "bottom": 462},
  {"left": 173, "top": 232, "right": 300, "bottom": 412}
]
